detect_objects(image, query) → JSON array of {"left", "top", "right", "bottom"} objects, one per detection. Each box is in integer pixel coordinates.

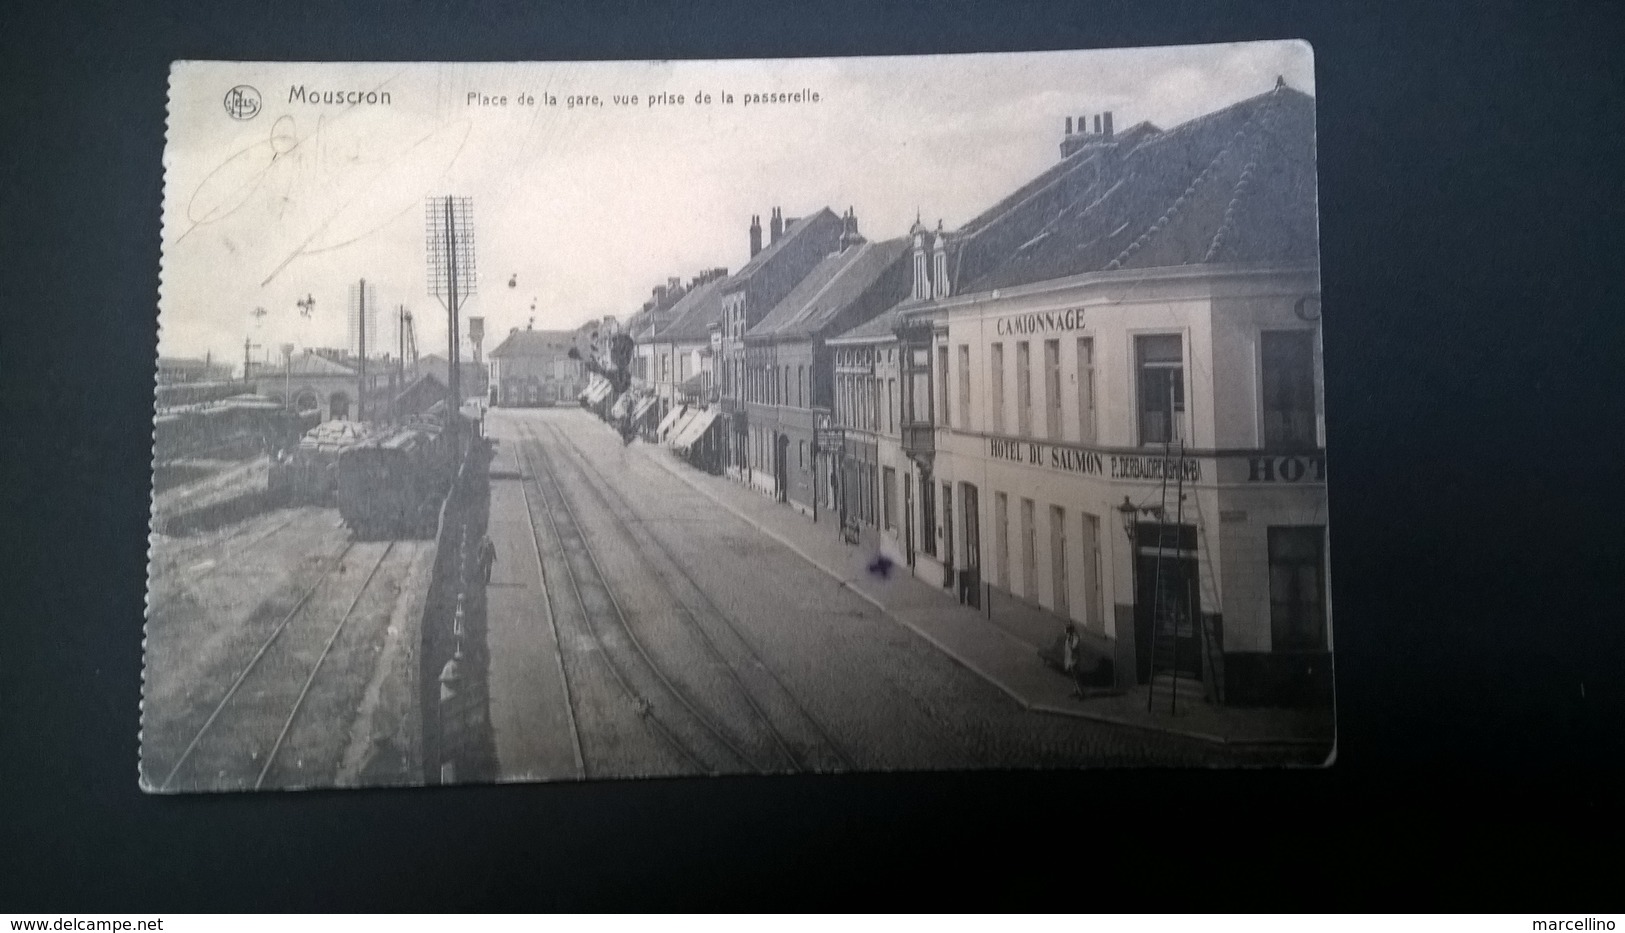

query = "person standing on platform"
[{"left": 478, "top": 536, "right": 497, "bottom": 584}]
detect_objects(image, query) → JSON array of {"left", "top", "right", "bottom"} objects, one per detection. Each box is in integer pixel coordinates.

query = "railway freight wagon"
[
  {"left": 153, "top": 396, "right": 309, "bottom": 464},
  {"left": 334, "top": 421, "right": 452, "bottom": 539},
  {"left": 267, "top": 420, "right": 376, "bottom": 505}
]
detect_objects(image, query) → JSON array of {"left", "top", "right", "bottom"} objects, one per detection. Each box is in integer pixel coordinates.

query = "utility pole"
[
  {"left": 358, "top": 278, "right": 367, "bottom": 423},
  {"left": 282, "top": 343, "right": 295, "bottom": 410},
  {"left": 243, "top": 337, "right": 260, "bottom": 387}
]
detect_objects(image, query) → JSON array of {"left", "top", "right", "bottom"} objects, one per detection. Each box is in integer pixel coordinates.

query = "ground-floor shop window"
[{"left": 1268, "top": 525, "right": 1327, "bottom": 650}]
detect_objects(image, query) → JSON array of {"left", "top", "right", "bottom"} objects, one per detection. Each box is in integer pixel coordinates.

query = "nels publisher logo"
[{"left": 223, "top": 85, "right": 262, "bottom": 120}]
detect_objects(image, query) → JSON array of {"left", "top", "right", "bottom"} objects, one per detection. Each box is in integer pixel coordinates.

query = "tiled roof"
[
  {"left": 748, "top": 237, "right": 910, "bottom": 340},
  {"left": 724, "top": 208, "right": 841, "bottom": 287},
  {"left": 828, "top": 305, "right": 904, "bottom": 344},
  {"left": 487, "top": 329, "right": 579, "bottom": 358},
  {"left": 653, "top": 275, "right": 730, "bottom": 342},
  {"left": 285, "top": 353, "right": 356, "bottom": 376},
  {"left": 965, "top": 85, "right": 1317, "bottom": 292}
]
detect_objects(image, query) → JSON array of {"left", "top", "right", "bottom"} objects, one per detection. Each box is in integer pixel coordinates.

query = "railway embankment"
[
  {"left": 150, "top": 456, "right": 271, "bottom": 536},
  {"left": 417, "top": 434, "right": 498, "bottom": 785},
  {"left": 337, "top": 540, "right": 437, "bottom": 787}
]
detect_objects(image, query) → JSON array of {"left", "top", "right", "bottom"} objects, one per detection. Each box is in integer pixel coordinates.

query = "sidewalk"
[{"left": 646, "top": 446, "right": 1334, "bottom": 748}]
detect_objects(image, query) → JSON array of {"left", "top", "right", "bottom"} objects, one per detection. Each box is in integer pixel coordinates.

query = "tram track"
[
  {"left": 515, "top": 423, "right": 761, "bottom": 776},
  {"left": 537, "top": 419, "right": 856, "bottom": 774},
  {"left": 155, "top": 538, "right": 408, "bottom": 792}
]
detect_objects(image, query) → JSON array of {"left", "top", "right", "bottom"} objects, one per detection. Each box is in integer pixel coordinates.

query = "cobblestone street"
[{"left": 483, "top": 407, "right": 1321, "bottom": 775}]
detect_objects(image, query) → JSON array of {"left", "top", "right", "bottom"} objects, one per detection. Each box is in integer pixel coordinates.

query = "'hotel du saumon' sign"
[{"left": 988, "top": 438, "right": 1328, "bottom": 486}]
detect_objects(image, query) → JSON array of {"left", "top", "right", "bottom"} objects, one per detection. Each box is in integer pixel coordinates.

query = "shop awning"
[
  {"left": 656, "top": 405, "right": 692, "bottom": 441},
  {"left": 671, "top": 409, "right": 721, "bottom": 453},
  {"left": 583, "top": 377, "right": 613, "bottom": 405},
  {"left": 609, "top": 392, "right": 633, "bottom": 419},
  {"left": 631, "top": 395, "right": 659, "bottom": 424}
]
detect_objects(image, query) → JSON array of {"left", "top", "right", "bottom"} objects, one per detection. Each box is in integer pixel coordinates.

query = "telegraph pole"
[
  {"left": 426, "top": 196, "right": 476, "bottom": 463},
  {"left": 358, "top": 278, "right": 367, "bottom": 423}
]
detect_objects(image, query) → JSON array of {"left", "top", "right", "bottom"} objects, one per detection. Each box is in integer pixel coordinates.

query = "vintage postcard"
[{"left": 145, "top": 42, "right": 1332, "bottom": 793}]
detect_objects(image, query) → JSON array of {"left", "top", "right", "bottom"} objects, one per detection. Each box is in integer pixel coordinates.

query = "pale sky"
[{"left": 161, "top": 42, "right": 1314, "bottom": 369}]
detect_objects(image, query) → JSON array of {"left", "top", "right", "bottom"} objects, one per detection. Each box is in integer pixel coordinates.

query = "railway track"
[
  {"left": 510, "top": 445, "right": 588, "bottom": 780},
  {"left": 536, "top": 419, "right": 855, "bottom": 774},
  {"left": 155, "top": 538, "right": 406, "bottom": 792},
  {"left": 153, "top": 507, "right": 310, "bottom": 573},
  {"left": 516, "top": 426, "right": 761, "bottom": 776}
]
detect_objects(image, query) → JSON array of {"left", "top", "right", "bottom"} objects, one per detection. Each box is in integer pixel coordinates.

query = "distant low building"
[
  {"left": 156, "top": 356, "right": 234, "bottom": 385},
  {"left": 487, "top": 327, "right": 582, "bottom": 406}
]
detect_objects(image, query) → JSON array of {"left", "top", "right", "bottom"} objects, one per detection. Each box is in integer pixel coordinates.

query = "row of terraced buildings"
[{"left": 616, "top": 80, "right": 1330, "bottom": 707}]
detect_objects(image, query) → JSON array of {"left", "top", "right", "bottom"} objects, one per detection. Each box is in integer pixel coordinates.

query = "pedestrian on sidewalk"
[
  {"left": 1063, "top": 623, "right": 1084, "bottom": 696},
  {"left": 478, "top": 536, "right": 497, "bottom": 584}
]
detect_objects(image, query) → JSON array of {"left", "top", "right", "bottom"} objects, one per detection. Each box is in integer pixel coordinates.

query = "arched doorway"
[
  {"left": 775, "top": 433, "right": 790, "bottom": 503},
  {"left": 295, "top": 390, "right": 319, "bottom": 413},
  {"left": 329, "top": 391, "right": 351, "bottom": 420}
]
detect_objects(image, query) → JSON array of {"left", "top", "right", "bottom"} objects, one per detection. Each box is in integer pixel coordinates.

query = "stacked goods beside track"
[
  {"left": 154, "top": 396, "right": 318, "bottom": 465},
  {"left": 335, "top": 417, "right": 454, "bottom": 540},
  {"left": 268, "top": 420, "right": 377, "bottom": 505}
]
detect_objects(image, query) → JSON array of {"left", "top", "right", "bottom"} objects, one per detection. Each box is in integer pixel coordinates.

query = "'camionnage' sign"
[{"left": 994, "top": 307, "right": 1086, "bottom": 336}]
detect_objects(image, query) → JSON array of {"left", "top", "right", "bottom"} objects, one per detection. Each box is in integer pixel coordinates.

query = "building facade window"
[
  {"left": 938, "top": 345, "right": 950, "bottom": 428},
  {"left": 957, "top": 344, "right": 971, "bottom": 430},
  {"left": 1020, "top": 497, "right": 1036, "bottom": 599},
  {"left": 1268, "top": 526, "right": 1327, "bottom": 651},
  {"left": 991, "top": 343, "right": 1005, "bottom": 434},
  {"left": 1082, "top": 512, "right": 1103, "bottom": 631},
  {"left": 1077, "top": 337, "right": 1096, "bottom": 443},
  {"left": 1261, "top": 330, "right": 1317, "bottom": 449},
  {"left": 1016, "top": 342, "right": 1032, "bottom": 437},
  {"left": 994, "top": 491, "right": 1010, "bottom": 589},
  {"left": 921, "top": 480, "right": 937, "bottom": 557},
  {"left": 799, "top": 440, "right": 806, "bottom": 469},
  {"left": 882, "top": 467, "right": 897, "bottom": 530},
  {"left": 1136, "top": 333, "right": 1185, "bottom": 445},
  {"left": 888, "top": 378, "right": 896, "bottom": 433},
  {"left": 1044, "top": 339, "right": 1061, "bottom": 440},
  {"left": 798, "top": 365, "right": 806, "bottom": 408}
]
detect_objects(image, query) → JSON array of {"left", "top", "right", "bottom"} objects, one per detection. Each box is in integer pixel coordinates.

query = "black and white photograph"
[{"left": 144, "top": 42, "right": 1333, "bottom": 794}]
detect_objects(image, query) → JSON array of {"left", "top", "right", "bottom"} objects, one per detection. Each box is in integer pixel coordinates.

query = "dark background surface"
[{"left": 2, "top": 0, "right": 1622, "bottom": 911}]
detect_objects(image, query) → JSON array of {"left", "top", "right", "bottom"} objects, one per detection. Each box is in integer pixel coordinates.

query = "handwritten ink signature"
[{"left": 177, "top": 70, "right": 474, "bottom": 285}]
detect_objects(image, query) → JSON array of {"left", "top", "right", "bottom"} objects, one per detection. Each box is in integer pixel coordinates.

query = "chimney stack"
[
  {"left": 839, "top": 206, "right": 864, "bottom": 251},
  {"left": 1094, "top": 114, "right": 1102, "bottom": 134},
  {"left": 1103, "top": 111, "right": 1113, "bottom": 139},
  {"left": 1065, "top": 116, "right": 1073, "bottom": 135},
  {"left": 769, "top": 207, "right": 784, "bottom": 244},
  {"left": 749, "top": 214, "right": 762, "bottom": 257}
]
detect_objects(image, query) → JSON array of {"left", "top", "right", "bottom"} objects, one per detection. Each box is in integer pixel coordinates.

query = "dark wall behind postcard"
[{"left": 2, "top": 0, "right": 1621, "bottom": 911}]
